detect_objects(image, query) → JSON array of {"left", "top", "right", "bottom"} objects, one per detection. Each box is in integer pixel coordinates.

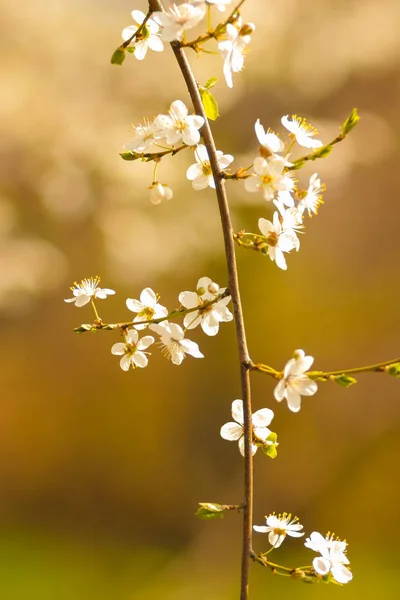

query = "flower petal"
[
  {"left": 220, "top": 422, "right": 243, "bottom": 441},
  {"left": 231, "top": 399, "right": 244, "bottom": 425},
  {"left": 252, "top": 408, "right": 274, "bottom": 428}
]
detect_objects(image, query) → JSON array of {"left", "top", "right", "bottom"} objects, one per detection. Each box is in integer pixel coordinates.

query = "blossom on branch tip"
[
  {"left": 274, "top": 349, "right": 318, "bottom": 412},
  {"left": 64, "top": 277, "right": 115, "bottom": 307},
  {"left": 281, "top": 115, "right": 323, "bottom": 149},
  {"left": 122, "top": 10, "right": 164, "bottom": 60},
  {"left": 244, "top": 156, "right": 294, "bottom": 202},
  {"left": 124, "top": 119, "right": 158, "bottom": 154},
  {"left": 298, "top": 173, "right": 325, "bottom": 217},
  {"left": 149, "top": 182, "right": 173, "bottom": 205},
  {"left": 258, "top": 213, "right": 299, "bottom": 271},
  {"left": 179, "top": 276, "right": 232, "bottom": 336},
  {"left": 218, "top": 19, "right": 255, "bottom": 88},
  {"left": 153, "top": 3, "right": 206, "bottom": 42},
  {"left": 126, "top": 287, "right": 168, "bottom": 330},
  {"left": 111, "top": 329, "right": 154, "bottom": 371},
  {"left": 186, "top": 145, "right": 234, "bottom": 190},
  {"left": 154, "top": 100, "right": 204, "bottom": 147},
  {"left": 220, "top": 399, "right": 275, "bottom": 456},
  {"left": 253, "top": 513, "right": 304, "bottom": 548},
  {"left": 150, "top": 322, "right": 204, "bottom": 365},
  {"left": 305, "top": 532, "right": 353, "bottom": 584}
]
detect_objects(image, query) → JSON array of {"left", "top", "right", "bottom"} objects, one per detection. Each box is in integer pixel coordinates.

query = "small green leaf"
[
  {"left": 111, "top": 47, "right": 126, "bottom": 66},
  {"left": 74, "top": 324, "right": 94, "bottom": 334},
  {"left": 387, "top": 363, "right": 400, "bottom": 378},
  {"left": 341, "top": 108, "right": 360, "bottom": 135},
  {"left": 126, "top": 46, "right": 135, "bottom": 53},
  {"left": 120, "top": 151, "right": 140, "bottom": 161},
  {"left": 312, "top": 144, "right": 333, "bottom": 159},
  {"left": 195, "top": 502, "right": 225, "bottom": 520},
  {"left": 334, "top": 374, "right": 357, "bottom": 387},
  {"left": 200, "top": 89, "right": 219, "bottom": 121},
  {"left": 263, "top": 444, "right": 278, "bottom": 459},
  {"left": 204, "top": 77, "right": 218, "bottom": 89}
]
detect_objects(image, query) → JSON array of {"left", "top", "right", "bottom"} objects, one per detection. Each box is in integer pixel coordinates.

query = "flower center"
[
  {"left": 202, "top": 161, "right": 212, "bottom": 176},
  {"left": 266, "top": 231, "right": 278, "bottom": 247}
]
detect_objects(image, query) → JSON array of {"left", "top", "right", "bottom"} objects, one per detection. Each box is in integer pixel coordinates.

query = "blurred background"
[{"left": 1, "top": 0, "right": 400, "bottom": 598}]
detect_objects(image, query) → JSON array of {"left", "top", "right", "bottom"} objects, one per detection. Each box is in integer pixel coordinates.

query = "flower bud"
[
  {"left": 208, "top": 281, "right": 219, "bottom": 294},
  {"left": 149, "top": 182, "right": 173, "bottom": 205}
]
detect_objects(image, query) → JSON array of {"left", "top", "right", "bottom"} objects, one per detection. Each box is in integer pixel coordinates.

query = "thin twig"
[{"left": 148, "top": 2, "right": 254, "bottom": 598}]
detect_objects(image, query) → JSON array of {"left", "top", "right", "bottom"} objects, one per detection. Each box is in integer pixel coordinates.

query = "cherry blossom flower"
[
  {"left": 126, "top": 287, "right": 168, "bottom": 330},
  {"left": 258, "top": 213, "right": 299, "bottom": 271},
  {"left": 111, "top": 329, "right": 154, "bottom": 371},
  {"left": 220, "top": 399, "right": 275, "bottom": 456},
  {"left": 64, "top": 276, "right": 115, "bottom": 307},
  {"left": 218, "top": 19, "right": 255, "bottom": 88},
  {"left": 244, "top": 156, "right": 295, "bottom": 202},
  {"left": 124, "top": 120, "right": 157, "bottom": 154},
  {"left": 186, "top": 144, "right": 234, "bottom": 190},
  {"left": 281, "top": 115, "right": 323, "bottom": 149},
  {"left": 255, "top": 119, "right": 285, "bottom": 155},
  {"left": 153, "top": 3, "right": 206, "bottom": 42},
  {"left": 254, "top": 513, "right": 304, "bottom": 548},
  {"left": 179, "top": 276, "right": 233, "bottom": 335},
  {"left": 154, "top": 100, "right": 204, "bottom": 146},
  {"left": 274, "top": 349, "right": 318, "bottom": 412},
  {"left": 305, "top": 532, "right": 353, "bottom": 584},
  {"left": 148, "top": 182, "right": 173, "bottom": 205},
  {"left": 121, "top": 10, "right": 164, "bottom": 60},
  {"left": 298, "top": 173, "right": 325, "bottom": 217},
  {"left": 150, "top": 322, "right": 204, "bottom": 365}
]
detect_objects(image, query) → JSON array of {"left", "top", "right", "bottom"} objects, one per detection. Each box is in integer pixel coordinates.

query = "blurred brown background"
[{"left": 1, "top": 0, "right": 400, "bottom": 598}]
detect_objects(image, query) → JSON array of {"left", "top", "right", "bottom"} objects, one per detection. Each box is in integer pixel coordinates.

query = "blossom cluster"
[
  {"left": 253, "top": 514, "right": 352, "bottom": 584},
  {"left": 121, "top": 5, "right": 255, "bottom": 88},
  {"left": 65, "top": 276, "right": 233, "bottom": 371}
]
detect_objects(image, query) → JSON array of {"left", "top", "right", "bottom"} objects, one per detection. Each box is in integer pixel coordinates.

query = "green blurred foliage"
[{"left": 0, "top": 0, "right": 400, "bottom": 598}]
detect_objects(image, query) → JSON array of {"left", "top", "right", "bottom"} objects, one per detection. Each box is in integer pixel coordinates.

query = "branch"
[
  {"left": 120, "top": 144, "right": 188, "bottom": 163},
  {"left": 181, "top": 0, "right": 246, "bottom": 51},
  {"left": 148, "top": 2, "right": 254, "bottom": 598}
]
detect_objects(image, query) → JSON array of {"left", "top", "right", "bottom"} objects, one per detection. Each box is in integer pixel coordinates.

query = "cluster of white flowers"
[
  {"left": 244, "top": 115, "right": 325, "bottom": 269},
  {"left": 65, "top": 276, "right": 233, "bottom": 371},
  {"left": 253, "top": 516, "right": 353, "bottom": 584},
  {"left": 218, "top": 17, "right": 255, "bottom": 88}
]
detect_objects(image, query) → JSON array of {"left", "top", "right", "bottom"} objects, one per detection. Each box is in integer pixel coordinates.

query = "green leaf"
[
  {"left": 200, "top": 89, "right": 219, "bottom": 121},
  {"left": 120, "top": 151, "right": 140, "bottom": 161},
  {"left": 204, "top": 77, "right": 218, "bottom": 89},
  {"left": 126, "top": 46, "right": 135, "bottom": 53},
  {"left": 387, "top": 363, "right": 400, "bottom": 378},
  {"left": 263, "top": 444, "right": 278, "bottom": 459},
  {"left": 111, "top": 47, "right": 126, "bottom": 66},
  {"left": 341, "top": 108, "right": 360, "bottom": 135},
  {"left": 333, "top": 374, "right": 358, "bottom": 388},
  {"left": 195, "top": 503, "right": 225, "bottom": 520}
]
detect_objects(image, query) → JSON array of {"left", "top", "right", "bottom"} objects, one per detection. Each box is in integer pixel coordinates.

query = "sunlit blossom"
[
  {"left": 179, "top": 276, "right": 232, "bottom": 335},
  {"left": 220, "top": 399, "right": 275, "bottom": 456},
  {"left": 64, "top": 276, "right": 115, "bottom": 307},
  {"left": 150, "top": 322, "right": 204, "bottom": 365},
  {"left": 305, "top": 532, "right": 353, "bottom": 584},
  {"left": 298, "top": 173, "right": 325, "bottom": 217},
  {"left": 126, "top": 287, "right": 168, "bottom": 330},
  {"left": 153, "top": 3, "right": 206, "bottom": 42},
  {"left": 258, "top": 213, "right": 299, "bottom": 270},
  {"left": 186, "top": 144, "right": 234, "bottom": 190},
  {"left": 218, "top": 19, "right": 255, "bottom": 88},
  {"left": 121, "top": 10, "right": 164, "bottom": 60},
  {"left": 148, "top": 182, "right": 173, "bottom": 205},
  {"left": 254, "top": 513, "right": 304, "bottom": 548},
  {"left": 244, "top": 156, "right": 294, "bottom": 202},
  {"left": 154, "top": 100, "right": 204, "bottom": 147},
  {"left": 111, "top": 329, "right": 154, "bottom": 371},
  {"left": 274, "top": 349, "right": 318, "bottom": 412},
  {"left": 281, "top": 115, "right": 323, "bottom": 149}
]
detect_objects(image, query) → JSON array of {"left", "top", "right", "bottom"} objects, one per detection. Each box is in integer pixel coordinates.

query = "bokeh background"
[{"left": 1, "top": 0, "right": 400, "bottom": 598}]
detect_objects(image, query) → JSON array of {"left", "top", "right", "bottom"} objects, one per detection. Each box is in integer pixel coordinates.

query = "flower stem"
[{"left": 148, "top": 2, "right": 254, "bottom": 597}]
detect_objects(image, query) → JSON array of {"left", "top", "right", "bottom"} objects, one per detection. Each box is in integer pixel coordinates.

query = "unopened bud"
[
  {"left": 240, "top": 23, "right": 255, "bottom": 36},
  {"left": 149, "top": 182, "right": 173, "bottom": 205}
]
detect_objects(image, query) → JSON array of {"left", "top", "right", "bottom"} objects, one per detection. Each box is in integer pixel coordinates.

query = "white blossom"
[
  {"left": 111, "top": 329, "right": 154, "bottom": 371},
  {"left": 124, "top": 119, "right": 158, "bottom": 154},
  {"left": 126, "top": 287, "right": 168, "bottom": 330},
  {"left": 281, "top": 115, "right": 323, "bottom": 149},
  {"left": 254, "top": 513, "right": 304, "bottom": 548},
  {"left": 64, "top": 276, "right": 115, "bottom": 307},
  {"left": 186, "top": 144, "right": 234, "bottom": 190},
  {"left": 244, "top": 156, "right": 294, "bottom": 202},
  {"left": 274, "top": 349, "right": 318, "bottom": 412},
  {"left": 205, "top": 0, "right": 233, "bottom": 11},
  {"left": 305, "top": 532, "right": 353, "bottom": 584},
  {"left": 149, "top": 182, "right": 173, "bottom": 205},
  {"left": 298, "top": 173, "right": 324, "bottom": 217},
  {"left": 220, "top": 399, "right": 274, "bottom": 456},
  {"left": 179, "top": 276, "right": 233, "bottom": 336},
  {"left": 121, "top": 10, "right": 164, "bottom": 60},
  {"left": 255, "top": 119, "right": 284, "bottom": 155},
  {"left": 154, "top": 100, "right": 204, "bottom": 147},
  {"left": 153, "top": 3, "right": 206, "bottom": 42},
  {"left": 150, "top": 322, "right": 204, "bottom": 365},
  {"left": 218, "top": 19, "right": 255, "bottom": 88},
  {"left": 258, "top": 213, "right": 299, "bottom": 271}
]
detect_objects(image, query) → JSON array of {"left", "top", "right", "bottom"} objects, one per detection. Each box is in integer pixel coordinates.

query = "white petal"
[
  {"left": 131, "top": 10, "right": 145, "bottom": 24},
  {"left": 231, "top": 399, "right": 244, "bottom": 425},
  {"left": 139, "top": 287, "right": 157, "bottom": 308},
  {"left": 285, "top": 387, "right": 302, "bottom": 412},
  {"left": 126, "top": 329, "right": 139, "bottom": 344},
  {"left": 147, "top": 36, "right": 164, "bottom": 52},
  {"left": 122, "top": 26, "right": 136, "bottom": 42},
  {"left": 304, "top": 532, "right": 328, "bottom": 553},
  {"left": 268, "top": 532, "right": 284, "bottom": 548},
  {"left": 182, "top": 127, "right": 201, "bottom": 146},
  {"left": 132, "top": 352, "right": 148, "bottom": 368},
  {"left": 111, "top": 343, "right": 126, "bottom": 356},
  {"left": 119, "top": 355, "right": 131, "bottom": 371},
  {"left": 186, "top": 163, "right": 203, "bottom": 181},
  {"left": 179, "top": 290, "right": 199, "bottom": 309},
  {"left": 170, "top": 100, "right": 188, "bottom": 119},
  {"left": 180, "top": 339, "right": 203, "bottom": 358},
  {"left": 274, "top": 380, "right": 286, "bottom": 402},
  {"left": 253, "top": 426, "right": 271, "bottom": 442},
  {"left": 192, "top": 174, "right": 211, "bottom": 190},
  {"left": 331, "top": 564, "right": 353, "bottom": 584},
  {"left": 126, "top": 298, "right": 142, "bottom": 313},
  {"left": 296, "top": 377, "right": 318, "bottom": 397},
  {"left": 75, "top": 295, "right": 91, "bottom": 307},
  {"left": 220, "top": 422, "right": 243, "bottom": 441},
  {"left": 258, "top": 218, "right": 274, "bottom": 237},
  {"left": 137, "top": 335, "right": 154, "bottom": 350},
  {"left": 170, "top": 346, "right": 185, "bottom": 365},
  {"left": 183, "top": 312, "right": 202, "bottom": 330},
  {"left": 253, "top": 525, "right": 269, "bottom": 533},
  {"left": 134, "top": 40, "right": 148, "bottom": 61},
  {"left": 313, "top": 557, "right": 331, "bottom": 576},
  {"left": 252, "top": 408, "right": 274, "bottom": 428}
]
